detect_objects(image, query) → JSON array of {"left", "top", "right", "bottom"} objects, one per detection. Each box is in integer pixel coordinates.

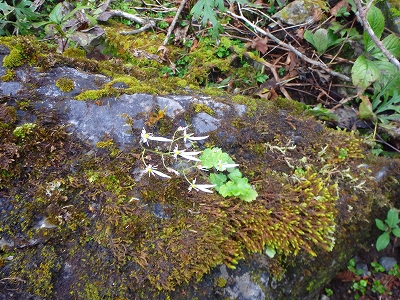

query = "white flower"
[
  {"left": 196, "top": 164, "right": 209, "bottom": 171},
  {"left": 188, "top": 178, "right": 215, "bottom": 193},
  {"left": 140, "top": 128, "right": 173, "bottom": 145},
  {"left": 216, "top": 160, "right": 239, "bottom": 171},
  {"left": 173, "top": 145, "right": 201, "bottom": 161},
  {"left": 144, "top": 164, "right": 171, "bottom": 178},
  {"left": 183, "top": 127, "right": 208, "bottom": 143}
]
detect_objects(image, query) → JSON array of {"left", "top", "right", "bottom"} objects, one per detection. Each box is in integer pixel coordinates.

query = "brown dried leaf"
[
  {"left": 336, "top": 270, "right": 357, "bottom": 282},
  {"left": 190, "top": 38, "right": 199, "bottom": 51},
  {"left": 249, "top": 37, "right": 269, "bottom": 54}
]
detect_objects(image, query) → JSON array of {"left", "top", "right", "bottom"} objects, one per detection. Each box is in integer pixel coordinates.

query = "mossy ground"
[{"left": 0, "top": 33, "right": 396, "bottom": 299}]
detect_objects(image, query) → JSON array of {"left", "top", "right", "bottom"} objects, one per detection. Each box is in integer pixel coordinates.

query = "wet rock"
[
  {"left": 355, "top": 262, "right": 370, "bottom": 277},
  {"left": 378, "top": 256, "right": 398, "bottom": 272},
  {"left": 272, "top": 0, "right": 325, "bottom": 26}
]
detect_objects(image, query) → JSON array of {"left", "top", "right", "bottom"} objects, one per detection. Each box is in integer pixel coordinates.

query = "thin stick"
[
  {"left": 354, "top": 0, "right": 400, "bottom": 70},
  {"left": 225, "top": 9, "right": 351, "bottom": 82},
  {"left": 163, "top": 0, "right": 188, "bottom": 46}
]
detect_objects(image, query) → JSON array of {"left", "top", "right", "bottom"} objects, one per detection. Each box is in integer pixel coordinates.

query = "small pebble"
[{"left": 378, "top": 256, "right": 397, "bottom": 272}]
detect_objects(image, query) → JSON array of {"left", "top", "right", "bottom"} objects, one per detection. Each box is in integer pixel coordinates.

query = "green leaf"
[
  {"left": 327, "top": 29, "right": 342, "bottom": 48},
  {"left": 364, "top": 5, "right": 385, "bottom": 50},
  {"left": 381, "top": 34, "right": 400, "bottom": 58},
  {"left": 209, "top": 173, "right": 227, "bottom": 190},
  {"left": 376, "top": 231, "right": 390, "bottom": 251},
  {"left": 49, "top": 3, "right": 64, "bottom": 24},
  {"left": 312, "top": 28, "right": 329, "bottom": 54},
  {"left": 304, "top": 29, "right": 328, "bottom": 55},
  {"left": 227, "top": 168, "right": 242, "bottom": 181},
  {"left": 386, "top": 208, "right": 400, "bottom": 228},
  {"left": 352, "top": 55, "right": 380, "bottom": 88},
  {"left": 392, "top": 228, "right": 400, "bottom": 238},
  {"left": 358, "top": 95, "right": 375, "bottom": 121},
  {"left": 375, "top": 218, "right": 387, "bottom": 231},
  {"left": 265, "top": 246, "right": 276, "bottom": 258},
  {"left": 238, "top": 188, "right": 258, "bottom": 202}
]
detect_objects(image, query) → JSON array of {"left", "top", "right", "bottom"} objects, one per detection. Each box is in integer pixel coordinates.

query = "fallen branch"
[
  {"left": 354, "top": 0, "right": 400, "bottom": 71},
  {"left": 225, "top": 8, "right": 351, "bottom": 82},
  {"left": 163, "top": 0, "right": 188, "bottom": 46},
  {"left": 97, "top": 9, "right": 156, "bottom": 35}
]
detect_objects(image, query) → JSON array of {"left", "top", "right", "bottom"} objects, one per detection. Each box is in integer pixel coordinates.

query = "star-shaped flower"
[
  {"left": 188, "top": 178, "right": 215, "bottom": 193},
  {"left": 144, "top": 164, "right": 171, "bottom": 178}
]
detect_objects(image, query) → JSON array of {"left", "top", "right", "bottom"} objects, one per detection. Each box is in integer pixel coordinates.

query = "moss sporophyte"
[{"left": 138, "top": 126, "right": 258, "bottom": 201}]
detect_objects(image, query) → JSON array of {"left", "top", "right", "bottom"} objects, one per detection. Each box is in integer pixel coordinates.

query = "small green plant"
[
  {"left": 215, "top": 45, "right": 230, "bottom": 58},
  {"left": 190, "top": 0, "right": 249, "bottom": 38},
  {"left": 371, "top": 279, "right": 387, "bottom": 294},
  {"left": 138, "top": 126, "right": 257, "bottom": 201},
  {"left": 375, "top": 208, "right": 400, "bottom": 251},
  {"left": 388, "top": 264, "right": 400, "bottom": 276},
  {"left": 200, "top": 148, "right": 258, "bottom": 201},
  {"left": 304, "top": 28, "right": 344, "bottom": 55},
  {"left": 351, "top": 5, "right": 400, "bottom": 90},
  {"left": 338, "top": 148, "right": 348, "bottom": 159},
  {"left": 255, "top": 72, "right": 269, "bottom": 83},
  {"left": 351, "top": 279, "right": 368, "bottom": 299},
  {"left": 12, "top": 122, "right": 36, "bottom": 139},
  {"left": 348, "top": 258, "right": 364, "bottom": 276},
  {"left": 370, "top": 261, "right": 385, "bottom": 273},
  {"left": 0, "top": 0, "right": 40, "bottom": 35},
  {"left": 33, "top": 2, "right": 94, "bottom": 39},
  {"left": 324, "top": 288, "right": 333, "bottom": 297}
]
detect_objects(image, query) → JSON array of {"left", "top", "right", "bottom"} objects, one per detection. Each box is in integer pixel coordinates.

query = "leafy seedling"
[
  {"left": 304, "top": 28, "right": 343, "bottom": 55},
  {"left": 375, "top": 208, "right": 400, "bottom": 251}
]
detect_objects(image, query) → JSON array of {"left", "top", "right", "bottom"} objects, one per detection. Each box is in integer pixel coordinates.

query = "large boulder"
[{"left": 0, "top": 39, "right": 399, "bottom": 300}]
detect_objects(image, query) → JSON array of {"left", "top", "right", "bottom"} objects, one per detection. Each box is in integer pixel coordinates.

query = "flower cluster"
[
  {"left": 138, "top": 126, "right": 257, "bottom": 201},
  {"left": 139, "top": 126, "right": 215, "bottom": 193}
]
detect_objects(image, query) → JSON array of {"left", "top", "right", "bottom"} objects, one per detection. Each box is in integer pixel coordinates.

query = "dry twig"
[
  {"left": 163, "top": 0, "right": 188, "bottom": 46},
  {"left": 354, "top": 0, "right": 400, "bottom": 70},
  {"left": 97, "top": 10, "right": 156, "bottom": 34},
  {"left": 225, "top": 7, "right": 352, "bottom": 82}
]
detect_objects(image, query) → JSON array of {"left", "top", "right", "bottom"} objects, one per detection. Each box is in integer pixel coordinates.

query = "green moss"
[
  {"left": 56, "top": 77, "right": 75, "bottom": 92},
  {"left": 2, "top": 48, "right": 25, "bottom": 68},
  {"left": 63, "top": 47, "right": 86, "bottom": 59},
  {"left": 10, "top": 246, "right": 61, "bottom": 298},
  {"left": 0, "top": 69, "right": 16, "bottom": 81},
  {"left": 215, "top": 276, "right": 227, "bottom": 287},
  {"left": 193, "top": 103, "right": 214, "bottom": 115}
]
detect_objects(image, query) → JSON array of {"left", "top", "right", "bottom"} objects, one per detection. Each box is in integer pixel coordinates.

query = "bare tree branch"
[
  {"left": 163, "top": 0, "right": 188, "bottom": 46},
  {"left": 354, "top": 0, "right": 400, "bottom": 70}
]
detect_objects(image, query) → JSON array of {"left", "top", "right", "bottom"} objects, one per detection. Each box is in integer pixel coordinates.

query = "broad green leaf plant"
[
  {"left": 139, "top": 126, "right": 258, "bottom": 201},
  {"left": 351, "top": 5, "right": 400, "bottom": 90},
  {"left": 0, "top": 0, "right": 40, "bottom": 35},
  {"left": 375, "top": 208, "right": 400, "bottom": 251}
]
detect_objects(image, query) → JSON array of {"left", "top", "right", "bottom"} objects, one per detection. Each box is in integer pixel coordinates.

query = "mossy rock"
[{"left": 0, "top": 37, "right": 399, "bottom": 300}]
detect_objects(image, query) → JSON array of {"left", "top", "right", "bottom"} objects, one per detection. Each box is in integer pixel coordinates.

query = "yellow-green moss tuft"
[
  {"left": 2, "top": 48, "right": 25, "bottom": 68},
  {"left": 56, "top": 77, "right": 75, "bottom": 93},
  {"left": 63, "top": 47, "right": 86, "bottom": 59},
  {"left": 1, "top": 69, "right": 16, "bottom": 81}
]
